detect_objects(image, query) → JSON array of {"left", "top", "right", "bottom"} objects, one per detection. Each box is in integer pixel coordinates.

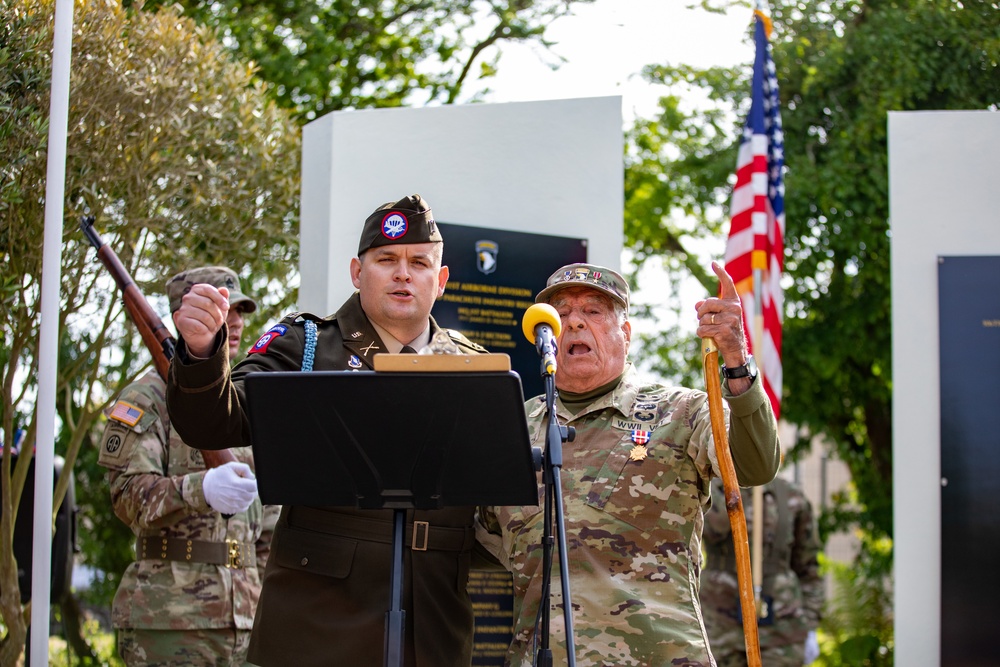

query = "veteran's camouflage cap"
[
  {"left": 357, "top": 194, "right": 442, "bottom": 255},
  {"left": 166, "top": 266, "right": 257, "bottom": 314},
  {"left": 535, "top": 263, "right": 630, "bottom": 313}
]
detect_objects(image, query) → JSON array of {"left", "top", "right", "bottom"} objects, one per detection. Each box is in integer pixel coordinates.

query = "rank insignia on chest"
[{"left": 629, "top": 444, "right": 649, "bottom": 462}]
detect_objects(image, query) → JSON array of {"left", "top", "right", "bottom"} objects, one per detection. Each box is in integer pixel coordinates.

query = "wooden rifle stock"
[{"left": 81, "top": 216, "right": 235, "bottom": 469}]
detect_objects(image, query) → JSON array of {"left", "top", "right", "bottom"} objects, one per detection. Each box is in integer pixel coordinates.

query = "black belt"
[
  {"left": 137, "top": 536, "right": 255, "bottom": 569},
  {"left": 288, "top": 506, "right": 475, "bottom": 553}
]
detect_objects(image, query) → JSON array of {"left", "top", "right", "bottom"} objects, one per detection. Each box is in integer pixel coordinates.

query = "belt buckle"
[
  {"left": 226, "top": 538, "right": 243, "bottom": 568},
  {"left": 411, "top": 521, "right": 429, "bottom": 552}
]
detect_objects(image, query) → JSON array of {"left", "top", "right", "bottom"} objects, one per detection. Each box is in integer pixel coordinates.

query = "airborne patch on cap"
[{"left": 381, "top": 211, "right": 409, "bottom": 240}]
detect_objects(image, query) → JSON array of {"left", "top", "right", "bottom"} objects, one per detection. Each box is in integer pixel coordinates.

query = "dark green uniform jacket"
[{"left": 168, "top": 293, "right": 486, "bottom": 667}]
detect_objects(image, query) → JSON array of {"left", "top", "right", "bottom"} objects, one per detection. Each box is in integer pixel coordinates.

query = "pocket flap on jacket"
[{"left": 273, "top": 527, "right": 357, "bottom": 579}]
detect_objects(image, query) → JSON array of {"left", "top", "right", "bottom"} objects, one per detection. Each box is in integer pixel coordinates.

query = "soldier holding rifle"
[
  {"left": 477, "top": 261, "right": 779, "bottom": 666},
  {"left": 97, "top": 266, "right": 275, "bottom": 665}
]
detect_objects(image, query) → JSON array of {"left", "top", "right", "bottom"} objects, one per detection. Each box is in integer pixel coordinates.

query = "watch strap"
[{"left": 722, "top": 356, "right": 756, "bottom": 380}]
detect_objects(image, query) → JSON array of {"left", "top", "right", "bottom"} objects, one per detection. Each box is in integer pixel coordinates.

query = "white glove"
[
  {"left": 202, "top": 461, "right": 258, "bottom": 514},
  {"left": 803, "top": 630, "right": 820, "bottom": 664}
]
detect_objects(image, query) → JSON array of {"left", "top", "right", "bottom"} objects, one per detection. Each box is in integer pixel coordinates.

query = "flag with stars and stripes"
[{"left": 724, "top": 9, "right": 785, "bottom": 419}]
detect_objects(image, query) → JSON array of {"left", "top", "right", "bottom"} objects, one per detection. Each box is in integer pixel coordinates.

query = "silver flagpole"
[{"left": 33, "top": 0, "right": 76, "bottom": 662}]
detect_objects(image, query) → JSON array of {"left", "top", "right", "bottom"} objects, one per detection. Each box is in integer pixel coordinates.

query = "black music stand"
[{"left": 244, "top": 369, "right": 538, "bottom": 667}]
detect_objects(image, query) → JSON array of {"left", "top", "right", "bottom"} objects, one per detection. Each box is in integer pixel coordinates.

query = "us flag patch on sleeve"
[{"left": 108, "top": 401, "right": 144, "bottom": 427}]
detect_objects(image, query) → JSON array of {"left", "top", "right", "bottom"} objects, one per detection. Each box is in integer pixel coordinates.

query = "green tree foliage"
[
  {"left": 625, "top": 0, "right": 999, "bottom": 549},
  {"left": 0, "top": 0, "right": 299, "bottom": 660},
  {"left": 139, "top": 0, "right": 597, "bottom": 120}
]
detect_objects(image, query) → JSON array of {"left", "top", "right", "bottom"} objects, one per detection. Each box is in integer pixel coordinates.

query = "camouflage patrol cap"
[
  {"left": 536, "top": 263, "right": 630, "bottom": 313},
  {"left": 357, "top": 194, "right": 442, "bottom": 255},
  {"left": 166, "top": 266, "right": 257, "bottom": 314}
]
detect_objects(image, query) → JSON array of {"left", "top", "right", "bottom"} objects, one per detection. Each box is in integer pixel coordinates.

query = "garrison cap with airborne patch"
[{"left": 357, "top": 194, "right": 442, "bottom": 255}]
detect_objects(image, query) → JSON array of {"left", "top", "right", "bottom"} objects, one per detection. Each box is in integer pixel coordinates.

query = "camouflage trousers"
[
  {"left": 713, "top": 642, "right": 806, "bottom": 667},
  {"left": 118, "top": 627, "right": 252, "bottom": 666}
]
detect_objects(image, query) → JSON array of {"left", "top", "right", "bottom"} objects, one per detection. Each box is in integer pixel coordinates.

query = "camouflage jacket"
[
  {"left": 477, "top": 363, "right": 779, "bottom": 667},
  {"left": 99, "top": 371, "right": 277, "bottom": 630},
  {"left": 701, "top": 477, "right": 823, "bottom": 665}
]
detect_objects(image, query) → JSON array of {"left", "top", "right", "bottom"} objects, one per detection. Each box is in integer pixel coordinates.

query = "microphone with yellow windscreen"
[{"left": 521, "top": 303, "right": 562, "bottom": 376}]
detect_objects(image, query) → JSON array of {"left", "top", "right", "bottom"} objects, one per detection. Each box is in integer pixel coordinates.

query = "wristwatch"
[{"left": 722, "top": 355, "right": 758, "bottom": 381}]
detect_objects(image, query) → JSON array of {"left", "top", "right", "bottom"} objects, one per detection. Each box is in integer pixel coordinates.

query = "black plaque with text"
[
  {"left": 938, "top": 255, "right": 1000, "bottom": 667},
  {"left": 434, "top": 222, "right": 587, "bottom": 401}
]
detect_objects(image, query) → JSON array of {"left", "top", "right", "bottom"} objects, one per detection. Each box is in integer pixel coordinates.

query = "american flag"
[
  {"left": 109, "top": 401, "right": 143, "bottom": 426},
  {"left": 724, "top": 9, "right": 785, "bottom": 419}
]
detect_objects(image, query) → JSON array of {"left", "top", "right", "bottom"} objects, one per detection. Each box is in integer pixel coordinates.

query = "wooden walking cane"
[{"left": 702, "top": 337, "right": 762, "bottom": 667}]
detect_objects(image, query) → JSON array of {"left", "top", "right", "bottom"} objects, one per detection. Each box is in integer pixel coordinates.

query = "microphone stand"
[{"left": 535, "top": 346, "right": 577, "bottom": 667}]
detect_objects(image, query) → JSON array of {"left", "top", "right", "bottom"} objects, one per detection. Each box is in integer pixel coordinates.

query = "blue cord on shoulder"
[{"left": 302, "top": 319, "right": 317, "bottom": 372}]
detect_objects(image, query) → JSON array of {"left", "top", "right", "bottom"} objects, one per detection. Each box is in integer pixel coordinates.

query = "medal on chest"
[{"left": 628, "top": 429, "right": 651, "bottom": 462}]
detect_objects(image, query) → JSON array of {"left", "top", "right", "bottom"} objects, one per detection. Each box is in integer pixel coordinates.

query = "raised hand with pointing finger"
[{"left": 695, "top": 261, "right": 755, "bottom": 396}]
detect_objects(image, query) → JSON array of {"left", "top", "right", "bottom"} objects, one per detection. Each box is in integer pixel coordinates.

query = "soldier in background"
[
  {"left": 702, "top": 475, "right": 824, "bottom": 666},
  {"left": 99, "top": 266, "right": 278, "bottom": 665},
  {"left": 477, "top": 261, "right": 780, "bottom": 666}
]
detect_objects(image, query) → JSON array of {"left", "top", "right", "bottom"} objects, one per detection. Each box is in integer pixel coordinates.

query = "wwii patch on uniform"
[
  {"left": 108, "top": 400, "right": 144, "bottom": 427},
  {"left": 613, "top": 418, "right": 643, "bottom": 431},
  {"left": 249, "top": 324, "right": 288, "bottom": 355}
]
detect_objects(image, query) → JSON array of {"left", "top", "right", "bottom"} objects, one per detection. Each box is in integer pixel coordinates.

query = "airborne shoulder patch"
[{"left": 249, "top": 324, "right": 289, "bottom": 355}]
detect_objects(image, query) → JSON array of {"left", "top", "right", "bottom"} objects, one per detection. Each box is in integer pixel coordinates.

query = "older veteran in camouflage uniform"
[
  {"left": 702, "top": 476, "right": 824, "bottom": 666},
  {"left": 99, "top": 266, "right": 278, "bottom": 666},
  {"left": 167, "top": 195, "right": 487, "bottom": 667},
  {"left": 477, "top": 261, "right": 780, "bottom": 666}
]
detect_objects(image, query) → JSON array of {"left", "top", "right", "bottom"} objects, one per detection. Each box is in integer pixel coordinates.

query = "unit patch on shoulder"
[
  {"left": 249, "top": 324, "right": 288, "bottom": 355},
  {"left": 108, "top": 400, "right": 144, "bottom": 427}
]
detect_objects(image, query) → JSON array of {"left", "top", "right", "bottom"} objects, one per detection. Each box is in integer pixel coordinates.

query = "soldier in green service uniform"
[
  {"left": 166, "top": 195, "right": 487, "bottom": 667},
  {"left": 477, "top": 261, "right": 780, "bottom": 667},
  {"left": 702, "top": 476, "right": 824, "bottom": 666},
  {"left": 99, "top": 266, "right": 278, "bottom": 666}
]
